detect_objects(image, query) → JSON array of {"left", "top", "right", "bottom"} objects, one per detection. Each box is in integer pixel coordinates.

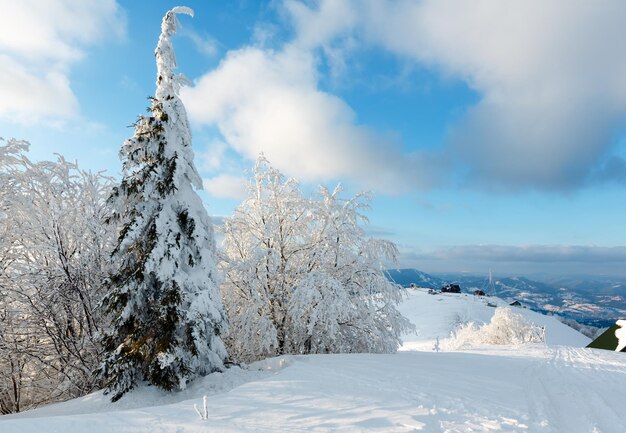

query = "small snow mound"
[{"left": 248, "top": 355, "right": 294, "bottom": 372}]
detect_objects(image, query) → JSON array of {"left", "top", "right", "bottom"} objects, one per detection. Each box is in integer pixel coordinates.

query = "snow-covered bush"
[
  {"left": 443, "top": 308, "right": 545, "bottom": 350},
  {"left": 0, "top": 139, "right": 114, "bottom": 412},
  {"left": 221, "top": 156, "right": 412, "bottom": 362}
]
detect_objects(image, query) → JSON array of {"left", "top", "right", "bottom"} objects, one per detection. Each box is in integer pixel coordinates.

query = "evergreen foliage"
[{"left": 100, "top": 7, "right": 227, "bottom": 401}]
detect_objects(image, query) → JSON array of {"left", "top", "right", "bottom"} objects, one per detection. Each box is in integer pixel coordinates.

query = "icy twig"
[{"left": 194, "top": 395, "right": 209, "bottom": 420}]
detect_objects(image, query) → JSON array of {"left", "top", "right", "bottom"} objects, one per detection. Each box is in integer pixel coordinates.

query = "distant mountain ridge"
[
  {"left": 386, "top": 268, "right": 626, "bottom": 328},
  {"left": 384, "top": 269, "right": 445, "bottom": 289}
]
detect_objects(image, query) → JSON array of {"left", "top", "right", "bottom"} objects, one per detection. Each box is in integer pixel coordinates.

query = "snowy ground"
[
  {"left": 397, "top": 290, "right": 592, "bottom": 351},
  {"left": 2, "top": 289, "right": 625, "bottom": 433}
]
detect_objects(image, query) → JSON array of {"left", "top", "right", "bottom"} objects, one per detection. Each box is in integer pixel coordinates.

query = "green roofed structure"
[{"left": 586, "top": 320, "right": 626, "bottom": 352}]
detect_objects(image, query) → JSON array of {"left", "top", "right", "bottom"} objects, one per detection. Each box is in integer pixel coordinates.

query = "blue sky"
[{"left": 2, "top": 0, "right": 626, "bottom": 277}]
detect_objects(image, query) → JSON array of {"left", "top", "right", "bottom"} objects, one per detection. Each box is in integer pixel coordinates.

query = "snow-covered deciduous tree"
[
  {"left": 221, "top": 156, "right": 310, "bottom": 361},
  {"left": 221, "top": 156, "right": 411, "bottom": 362},
  {"left": 289, "top": 185, "right": 412, "bottom": 354},
  {"left": 0, "top": 138, "right": 114, "bottom": 412},
  {"left": 99, "top": 7, "right": 228, "bottom": 401}
]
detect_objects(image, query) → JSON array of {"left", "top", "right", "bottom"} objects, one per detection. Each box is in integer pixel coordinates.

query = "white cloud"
[
  {"left": 285, "top": 0, "right": 357, "bottom": 51},
  {"left": 180, "top": 27, "right": 219, "bottom": 57},
  {"left": 182, "top": 45, "right": 439, "bottom": 193},
  {"left": 0, "top": 55, "right": 77, "bottom": 122},
  {"left": 0, "top": 0, "right": 125, "bottom": 124},
  {"left": 198, "top": 139, "right": 229, "bottom": 172},
  {"left": 283, "top": 0, "right": 626, "bottom": 190},
  {"left": 203, "top": 174, "right": 248, "bottom": 200}
]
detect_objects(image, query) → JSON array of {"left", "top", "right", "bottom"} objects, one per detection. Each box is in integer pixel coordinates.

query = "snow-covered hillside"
[
  {"left": 398, "top": 289, "right": 592, "bottom": 350},
  {"left": 2, "top": 289, "right": 625, "bottom": 433}
]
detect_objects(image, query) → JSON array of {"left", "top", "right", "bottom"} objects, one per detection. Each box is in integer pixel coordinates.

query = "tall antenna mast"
[{"left": 488, "top": 269, "right": 496, "bottom": 297}]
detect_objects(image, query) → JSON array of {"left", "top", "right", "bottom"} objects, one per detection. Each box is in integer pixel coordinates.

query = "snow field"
[
  {"left": 2, "top": 288, "right": 624, "bottom": 433},
  {"left": 398, "top": 289, "right": 591, "bottom": 351}
]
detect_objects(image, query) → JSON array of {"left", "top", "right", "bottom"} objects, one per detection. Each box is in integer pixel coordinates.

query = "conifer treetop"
[
  {"left": 147, "top": 5, "right": 203, "bottom": 191},
  {"left": 155, "top": 6, "right": 194, "bottom": 100}
]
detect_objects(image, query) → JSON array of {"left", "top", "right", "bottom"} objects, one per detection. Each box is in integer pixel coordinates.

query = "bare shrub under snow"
[
  {"left": 193, "top": 395, "right": 208, "bottom": 420},
  {"left": 443, "top": 308, "right": 545, "bottom": 350}
]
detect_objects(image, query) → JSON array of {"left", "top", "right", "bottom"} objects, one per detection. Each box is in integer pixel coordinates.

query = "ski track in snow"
[
  {"left": 524, "top": 347, "right": 625, "bottom": 433},
  {"left": 2, "top": 289, "right": 625, "bottom": 433}
]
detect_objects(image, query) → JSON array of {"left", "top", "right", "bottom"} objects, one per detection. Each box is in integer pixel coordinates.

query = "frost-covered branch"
[
  {"left": 0, "top": 138, "right": 115, "bottom": 412},
  {"left": 220, "top": 156, "right": 412, "bottom": 362}
]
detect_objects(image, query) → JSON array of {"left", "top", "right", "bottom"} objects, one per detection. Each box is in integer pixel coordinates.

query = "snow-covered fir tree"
[
  {"left": 100, "top": 7, "right": 227, "bottom": 401},
  {"left": 221, "top": 156, "right": 411, "bottom": 362}
]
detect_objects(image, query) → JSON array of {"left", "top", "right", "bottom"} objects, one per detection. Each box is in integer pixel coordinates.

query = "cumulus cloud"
[
  {"left": 0, "top": 0, "right": 125, "bottom": 124},
  {"left": 182, "top": 45, "right": 439, "bottom": 193},
  {"left": 284, "top": 0, "right": 626, "bottom": 190},
  {"left": 198, "top": 139, "right": 229, "bottom": 172},
  {"left": 179, "top": 27, "right": 219, "bottom": 57},
  {"left": 0, "top": 55, "right": 77, "bottom": 122},
  {"left": 203, "top": 174, "right": 248, "bottom": 200}
]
